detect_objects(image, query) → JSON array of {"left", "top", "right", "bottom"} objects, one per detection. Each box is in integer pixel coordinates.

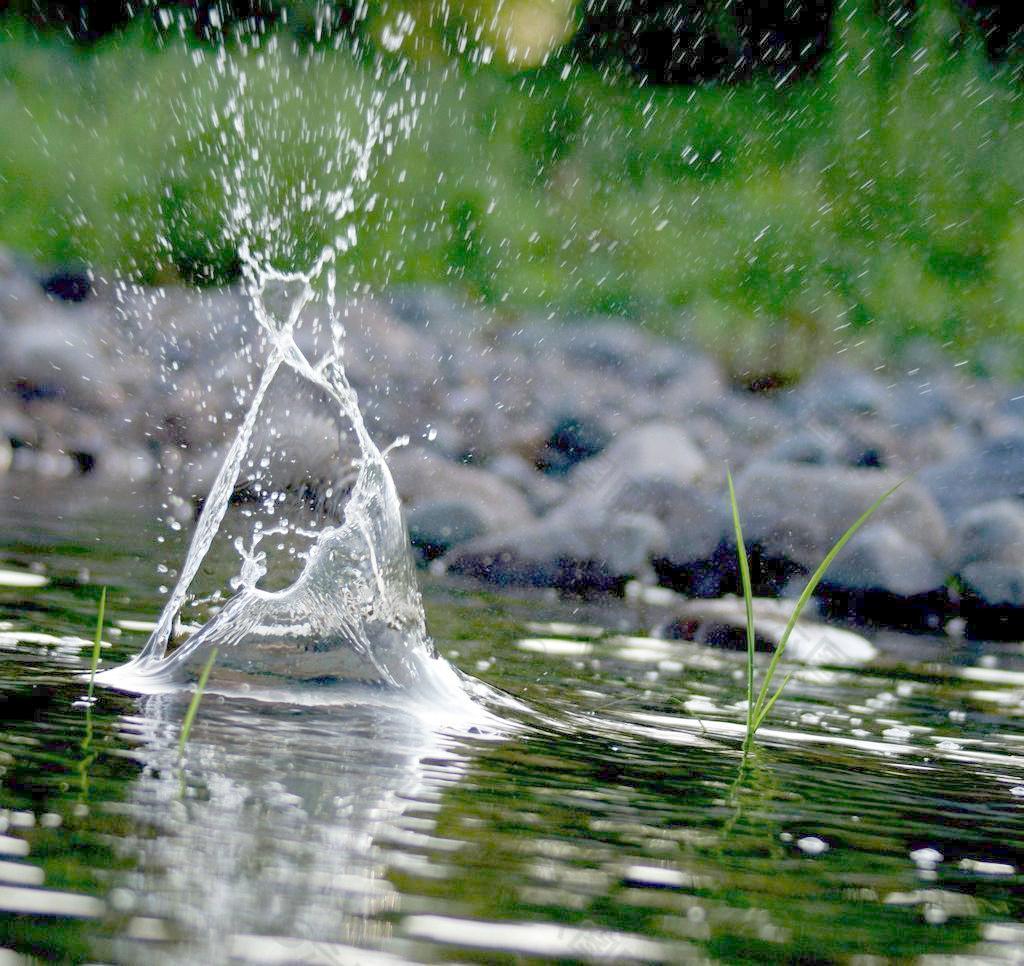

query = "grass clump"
[{"left": 726, "top": 471, "right": 900, "bottom": 754}]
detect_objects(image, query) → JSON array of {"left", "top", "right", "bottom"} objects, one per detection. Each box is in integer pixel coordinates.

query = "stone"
[
  {"left": 487, "top": 452, "right": 565, "bottom": 514},
  {"left": 952, "top": 500, "right": 1024, "bottom": 570},
  {"left": 0, "top": 307, "right": 124, "bottom": 413},
  {"left": 728, "top": 461, "right": 949, "bottom": 590},
  {"left": 536, "top": 412, "right": 612, "bottom": 476},
  {"left": 655, "top": 596, "right": 877, "bottom": 665},
  {"left": 564, "top": 421, "right": 708, "bottom": 521},
  {"left": 387, "top": 447, "right": 534, "bottom": 536},
  {"left": 950, "top": 500, "right": 1024, "bottom": 639},
  {"left": 407, "top": 500, "right": 488, "bottom": 561},
  {"left": 920, "top": 434, "right": 1024, "bottom": 522},
  {"left": 444, "top": 510, "right": 666, "bottom": 593},
  {"left": 652, "top": 487, "right": 728, "bottom": 598},
  {"left": 817, "top": 522, "right": 952, "bottom": 630}
]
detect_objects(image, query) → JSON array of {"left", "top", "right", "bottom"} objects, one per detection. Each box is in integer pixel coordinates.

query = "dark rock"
[
  {"left": 537, "top": 413, "right": 612, "bottom": 475},
  {"left": 41, "top": 264, "right": 93, "bottom": 302},
  {"left": 920, "top": 434, "right": 1024, "bottom": 522},
  {"left": 445, "top": 510, "right": 665, "bottom": 593},
  {"left": 817, "top": 522, "right": 952, "bottom": 630},
  {"left": 729, "top": 462, "right": 948, "bottom": 592}
]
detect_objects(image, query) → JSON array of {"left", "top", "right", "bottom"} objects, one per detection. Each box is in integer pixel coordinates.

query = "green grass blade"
[
  {"left": 754, "top": 670, "right": 795, "bottom": 732},
  {"left": 750, "top": 480, "right": 903, "bottom": 727},
  {"left": 727, "top": 469, "right": 757, "bottom": 746},
  {"left": 178, "top": 647, "right": 218, "bottom": 758},
  {"left": 86, "top": 587, "right": 106, "bottom": 702}
]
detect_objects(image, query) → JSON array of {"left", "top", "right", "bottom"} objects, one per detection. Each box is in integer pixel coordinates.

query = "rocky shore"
[{"left": 2, "top": 247, "right": 1023, "bottom": 639}]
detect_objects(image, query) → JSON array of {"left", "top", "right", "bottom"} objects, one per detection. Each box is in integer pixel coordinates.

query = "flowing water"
[{"left": 2, "top": 480, "right": 1024, "bottom": 963}]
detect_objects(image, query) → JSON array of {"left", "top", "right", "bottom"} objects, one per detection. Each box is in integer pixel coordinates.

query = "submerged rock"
[{"left": 655, "top": 596, "right": 877, "bottom": 665}]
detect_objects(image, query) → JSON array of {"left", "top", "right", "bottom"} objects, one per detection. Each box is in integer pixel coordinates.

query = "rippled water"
[{"left": 2, "top": 479, "right": 1024, "bottom": 963}]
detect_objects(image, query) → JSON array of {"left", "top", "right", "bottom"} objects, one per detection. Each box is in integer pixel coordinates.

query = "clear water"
[{"left": 2, "top": 479, "right": 1024, "bottom": 963}]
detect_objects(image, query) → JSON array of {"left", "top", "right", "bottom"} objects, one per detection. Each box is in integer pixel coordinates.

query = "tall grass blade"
[
  {"left": 86, "top": 587, "right": 106, "bottom": 702},
  {"left": 178, "top": 648, "right": 218, "bottom": 758},
  {"left": 750, "top": 481, "right": 902, "bottom": 730},
  {"left": 726, "top": 469, "right": 757, "bottom": 750}
]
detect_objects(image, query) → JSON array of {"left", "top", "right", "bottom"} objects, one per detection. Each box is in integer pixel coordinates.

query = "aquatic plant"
[
  {"left": 178, "top": 647, "right": 218, "bottom": 757},
  {"left": 85, "top": 586, "right": 106, "bottom": 702},
  {"left": 727, "top": 470, "right": 900, "bottom": 753}
]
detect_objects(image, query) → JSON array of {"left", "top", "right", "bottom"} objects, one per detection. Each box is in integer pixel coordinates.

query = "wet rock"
[
  {"left": 817, "top": 522, "right": 952, "bottom": 630},
  {"left": 729, "top": 462, "right": 948, "bottom": 591},
  {"left": 444, "top": 510, "right": 665, "bottom": 593},
  {"left": 920, "top": 434, "right": 1024, "bottom": 522},
  {"left": 655, "top": 596, "right": 877, "bottom": 665},
  {"left": 952, "top": 500, "right": 1024, "bottom": 569},
  {"left": 952, "top": 501, "right": 1024, "bottom": 639}
]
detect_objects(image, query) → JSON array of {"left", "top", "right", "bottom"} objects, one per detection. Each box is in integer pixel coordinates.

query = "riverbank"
[{"left": 1, "top": 247, "right": 1022, "bottom": 639}]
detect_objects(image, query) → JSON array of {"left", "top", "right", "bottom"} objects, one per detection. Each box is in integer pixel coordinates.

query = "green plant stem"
[
  {"left": 86, "top": 587, "right": 106, "bottom": 702},
  {"left": 726, "top": 470, "right": 757, "bottom": 753},
  {"left": 730, "top": 473, "right": 902, "bottom": 755},
  {"left": 750, "top": 481, "right": 902, "bottom": 730},
  {"left": 178, "top": 647, "right": 218, "bottom": 758}
]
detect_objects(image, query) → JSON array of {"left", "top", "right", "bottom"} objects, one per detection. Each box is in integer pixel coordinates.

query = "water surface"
[{"left": 1, "top": 479, "right": 1023, "bottom": 963}]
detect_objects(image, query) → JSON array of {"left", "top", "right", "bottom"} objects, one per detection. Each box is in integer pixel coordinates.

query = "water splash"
[{"left": 98, "top": 254, "right": 465, "bottom": 699}]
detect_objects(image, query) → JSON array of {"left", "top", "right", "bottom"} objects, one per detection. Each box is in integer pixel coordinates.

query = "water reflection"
[{"left": 110, "top": 688, "right": 487, "bottom": 964}]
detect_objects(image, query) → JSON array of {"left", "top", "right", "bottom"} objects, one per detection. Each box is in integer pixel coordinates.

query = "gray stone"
[
  {"left": 444, "top": 509, "right": 666, "bottom": 592},
  {"left": 1, "top": 308, "right": 124, "bottom": 413},
  {"left": 961, "top": 562, "right": 1024, "bottom": 609},
  {"left": 652, "top": 487, "right": 728, "bottom": 597},
  {"left": 816, "top": 522, "right": 952, "bottom": 629},
  {"left": 388, "top": 447, "right": 534, "bottom": 536},
  {"left": 823, "top": 523, "right": 948, "bottom": 598},
  {"left": 730, "top": 462, "right": 949, "bottom": 573},
  {"left": 920, "top": 434, "right": 1024, "bottom": 522},
  {"left": 952, "top": 500, "right": 1024, "bottom": 570},
  {"left": 407, "top": 500, "right": 488, "bottom": 561},
  {"left": 487, "top": 452, "right": 565, "bottom": 514},
  {"left": 564, "top": 421, "right": 708, "bottom": 521}
]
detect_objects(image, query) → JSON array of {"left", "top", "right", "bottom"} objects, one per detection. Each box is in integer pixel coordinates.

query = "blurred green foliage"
[{"left": 1, "top": 0, "right": 1023, "bottom": 374}]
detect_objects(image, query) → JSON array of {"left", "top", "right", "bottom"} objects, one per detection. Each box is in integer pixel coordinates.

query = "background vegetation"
[{"left": 2, "top": 0, "right": 1024, "bottom": 376}]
